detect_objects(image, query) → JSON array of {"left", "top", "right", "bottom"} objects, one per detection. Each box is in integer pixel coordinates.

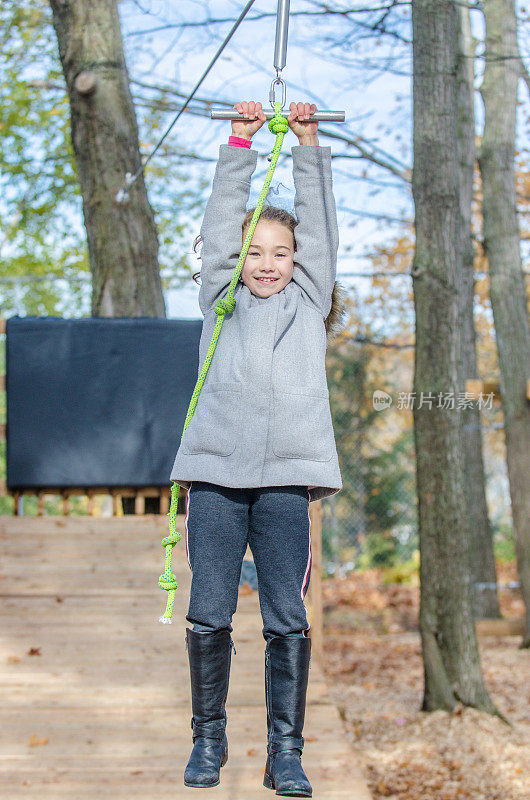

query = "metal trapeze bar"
[
  {"left": 210, "top": 0, "right": 345, "bottom": 124},
  {"left": 210, "top": 109, "right": 345, "bottom": 122}
]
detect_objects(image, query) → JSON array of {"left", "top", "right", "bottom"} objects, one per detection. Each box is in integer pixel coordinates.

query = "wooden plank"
[
  {"left": 159, "top": 490, "right": 169, "bottom": 516},
  {"left": 2, "top": 487, "right": 170, "bottom": 499},
  {"left": 61, "top": 491, "right": 69, "bottom": 516},
  {"left": 0, "top": 316, "right": 5, "bottom": 334},
  {"left": 0, "top": 674, "right": 330, "bottom": 709},
  {"left": 0, "top": 758, "right": 366, "bottom": 800},
  {"left": 307, "top": 500, "right": 323, "bottom": 665},
  {"left": 0, "top": 514, "right": 178, "bottom": 533},
  {"left": 0, "top": 705, "right": 349, "bottom": 755},
  {"left": 86, "top": 491, "right": 95, "bottom": 516},
  {"left": 137, "top": 487, "right": 165, "bottom": 498},
  {"left": 0, "top": 515, "right": 371, "bottom": 800},
  {"left": 0, "top": 373, "right": 5, "bottom": 391},
  {"left": 476, "top": 617, "right": 525, "bottom": 636}
]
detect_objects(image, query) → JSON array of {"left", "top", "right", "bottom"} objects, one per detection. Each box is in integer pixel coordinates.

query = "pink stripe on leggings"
[
  {"left": 301, "top": 490, "right": 312, "bottom": 637},
  {"left": 184, "top": 483, "right": 192, "bottom": 570}
]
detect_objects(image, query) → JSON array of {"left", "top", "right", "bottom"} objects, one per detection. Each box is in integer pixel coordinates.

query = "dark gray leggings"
[{"left": 184, "top": 482, "right": 312, "bottom": 642}]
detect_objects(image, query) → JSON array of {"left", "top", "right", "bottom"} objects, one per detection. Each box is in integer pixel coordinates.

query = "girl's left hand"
[{"left": 287, "top": 102, "right": 318, "bottom": 142}]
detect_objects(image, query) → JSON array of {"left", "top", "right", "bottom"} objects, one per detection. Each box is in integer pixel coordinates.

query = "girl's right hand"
[{"left": 232, "top": 100, "right": 266, "bottom": 140}]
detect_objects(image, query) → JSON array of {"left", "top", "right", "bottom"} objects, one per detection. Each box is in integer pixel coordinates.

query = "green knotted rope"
[{"left": 159, "top": 102, "right": 289, "bottom": 623}]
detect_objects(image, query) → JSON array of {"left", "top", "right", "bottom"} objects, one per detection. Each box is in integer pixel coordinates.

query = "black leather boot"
[
  {"left": 183, "top": 628, "right": 235, "bottom": 788},
  {"left": 263, "top": 635, "right": 313, "bottom": 797}
]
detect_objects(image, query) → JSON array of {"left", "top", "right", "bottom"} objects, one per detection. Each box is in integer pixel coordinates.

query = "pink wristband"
[{"left": 228, "top": 135, "right": 252, "bottom": 148}]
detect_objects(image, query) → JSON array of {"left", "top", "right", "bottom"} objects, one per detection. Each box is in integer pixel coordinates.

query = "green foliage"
[
  {"left": 322, "top": 523, "right": 335, "bottom": 562},
  {"left": 147, "top": 156, "right": 209, "bottom": 285},
  {"left": 325, "top": 337, "right": 418, "bottom": 569},
  {"left": 357, "top": 531, "right": 398, "bottom": 568},
  {"left": 380, "top": 550, "right": 420, "bottom": 585},
  {"left": 0, "top": 0, "right": 89, "bottom": 316},
  {"left": 0, "top": 0, "right": 207, "bottom": 318},
  {"left": 363, "top": 430, "right": 417, "bottom": 559},
  {"left": 493, "top": 522, "right": 516, "bottom": 563},
  {"left": 17, "top": 494, "right": 88, "bottom": 516},
  {"left": 0, "top": 3, "right": 86, "bottom": 500}
]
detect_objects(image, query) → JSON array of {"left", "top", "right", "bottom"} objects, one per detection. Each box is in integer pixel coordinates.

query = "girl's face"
[{"left": 240, "top": 220, "right": 295, "bottom": 298}]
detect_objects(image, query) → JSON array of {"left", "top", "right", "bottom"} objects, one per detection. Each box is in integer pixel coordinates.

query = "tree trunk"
[
  {"left": 411, "top": 0, "right": 499, "bottom": 714},
  {"left": 456, "top": 6, "right": 500, "bottom": 620},
  {"left": 478, "top": 0, "right": 530, "bottom": 648},
  {"left": 49, "top": 0, "right": 165, "bottom": 317}
]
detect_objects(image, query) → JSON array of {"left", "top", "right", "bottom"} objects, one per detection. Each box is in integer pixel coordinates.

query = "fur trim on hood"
[{"left": 324, "top": 282, "right": 347, "bottom": 342}]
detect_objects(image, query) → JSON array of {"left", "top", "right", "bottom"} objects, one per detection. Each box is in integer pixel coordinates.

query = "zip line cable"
[{"left": 115, "top": 0, "right": 257, "bottom": 204}]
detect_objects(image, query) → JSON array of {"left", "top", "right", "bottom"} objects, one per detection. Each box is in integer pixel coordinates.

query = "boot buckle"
[{"left": 268, "top": 736, "right": 305, "bottom": 755}]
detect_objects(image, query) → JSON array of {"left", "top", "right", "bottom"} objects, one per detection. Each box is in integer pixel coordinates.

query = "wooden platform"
[{"left": 0, "top": 515, "right": 372, "bottom": 799}]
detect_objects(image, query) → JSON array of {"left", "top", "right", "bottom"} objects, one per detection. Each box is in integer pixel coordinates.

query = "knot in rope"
[
  {"left": 215, "top": 296, "right": 236, "bottom": 316},
  {"left": 159, "top": 573, "right": 178, "bottom": 592},
  {"left": 162, "top": 533, "right": 181, "bottom": 548},
  {"left": 268, "top": 112, "right": 288, "bottom": 135}
]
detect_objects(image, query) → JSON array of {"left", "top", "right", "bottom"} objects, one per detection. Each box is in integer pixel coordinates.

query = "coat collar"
[{"left": 235, "top": 279, "right": 345, "bottom": 344}]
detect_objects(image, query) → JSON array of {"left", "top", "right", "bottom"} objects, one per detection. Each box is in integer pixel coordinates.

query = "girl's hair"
[
  {"left": 242, "top": 205, "right": 297, "bottom": 242},
  {"left": 191, "top": 205, "right": 297, "bottom": 284}
]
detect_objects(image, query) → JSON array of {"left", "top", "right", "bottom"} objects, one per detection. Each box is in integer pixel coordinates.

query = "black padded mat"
[{"left": 5, "top": 316, "right": 202, "bottom": 489}]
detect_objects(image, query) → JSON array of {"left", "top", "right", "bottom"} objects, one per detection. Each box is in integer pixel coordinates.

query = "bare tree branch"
[
  {"left": 127, "top": 72, "right": 412, "bottom": 182},
  {"left": 126, "top": 6, "right": 411, "bottom": 45},
  {"left": 323, "top": 128, "right": 411, "bottom": 181},
  {"left": 337, "top": 204, "right": 411, "bottom": 224}
]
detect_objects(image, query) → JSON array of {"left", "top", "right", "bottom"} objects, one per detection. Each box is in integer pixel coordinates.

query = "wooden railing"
[{"left": 5, "top": 485, "right": 174, "bottom": 516}]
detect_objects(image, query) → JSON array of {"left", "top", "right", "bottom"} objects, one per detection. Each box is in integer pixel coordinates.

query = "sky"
[
  {"left": 118, "top": 0, "right": 415, "bottom": 320},
  {"left": 71, "top": 0, "right": 528, "bottom": 321}
]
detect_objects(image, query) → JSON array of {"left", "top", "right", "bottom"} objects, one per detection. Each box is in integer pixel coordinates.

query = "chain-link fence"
[
  {"left": 322, "top": 406, "right": 418, "bottom": 577},
  {"left": 322, "top": 340, "right": 514, "bottom": 577}
]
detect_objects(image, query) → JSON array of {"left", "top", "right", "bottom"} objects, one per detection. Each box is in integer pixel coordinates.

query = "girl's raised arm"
[
  {"left": 291, "top": 145, "right": 339, "bottom": 318},
  {"left": 198, "top": 144, "right": 258, "bottom": 315}
]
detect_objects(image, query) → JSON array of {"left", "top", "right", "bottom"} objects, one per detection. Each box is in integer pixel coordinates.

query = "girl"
[{"left": 170, "top": 100, "right": 343, "bottom": 797}]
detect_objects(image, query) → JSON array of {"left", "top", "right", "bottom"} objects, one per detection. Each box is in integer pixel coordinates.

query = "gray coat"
[{"left": 170, "top": 143, "right": 342, "bottom": 502}]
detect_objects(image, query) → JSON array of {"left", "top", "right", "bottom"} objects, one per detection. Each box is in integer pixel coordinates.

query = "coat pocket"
[
  {"left": 271, "top": 389, "right": 335, "bottom": 462},
  {"left": 180, "top": 382, "right": 241, "bottom": 457}
]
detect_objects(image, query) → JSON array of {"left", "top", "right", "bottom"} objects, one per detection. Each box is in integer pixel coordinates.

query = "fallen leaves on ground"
[
  {"left": 321, "top": 562, "right": 529, "bottom": 800},
  {"left": 29, "top": 736, "right": 49, "bottom": 747}
]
